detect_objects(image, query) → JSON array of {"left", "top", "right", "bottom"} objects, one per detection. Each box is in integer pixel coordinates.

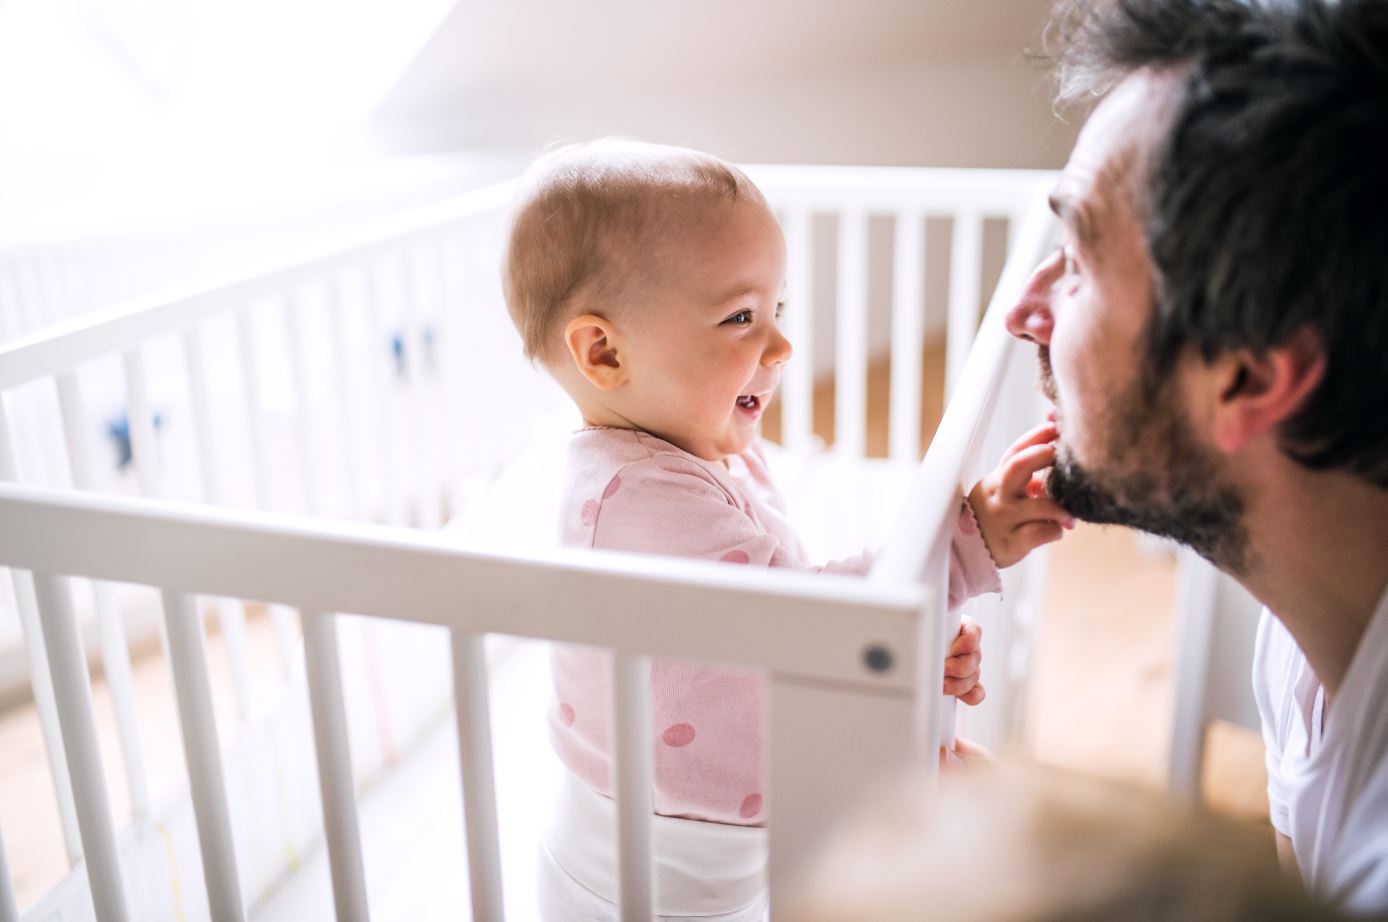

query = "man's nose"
[{"left": 1005, "top": 248, "right": 1064, "bottom": 345}]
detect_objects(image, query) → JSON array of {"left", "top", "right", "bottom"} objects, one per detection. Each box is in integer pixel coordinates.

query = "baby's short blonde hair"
[{"left": 502, "top": 139, "right": 767, "bottom": 363}]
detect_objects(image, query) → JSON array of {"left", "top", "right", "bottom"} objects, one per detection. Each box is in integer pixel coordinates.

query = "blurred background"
[{"left": 0, "top": 0, "right": 1075, "bottom": 256}]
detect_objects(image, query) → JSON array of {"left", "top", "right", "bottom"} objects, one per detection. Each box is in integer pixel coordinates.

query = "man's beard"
[{"left": 1036, "top": 347, "right": 1251, "bottom": 575}]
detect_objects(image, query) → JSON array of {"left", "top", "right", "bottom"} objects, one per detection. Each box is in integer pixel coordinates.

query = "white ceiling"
[{"left": 379, "top": 0, "right": 1055, "bottom": 115}]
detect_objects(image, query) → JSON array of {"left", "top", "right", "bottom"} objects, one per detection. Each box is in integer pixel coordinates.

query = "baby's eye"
[
  {"left": 723, "top": 309, "right": 754, "bottom": 326},
  {"left": 774, "top": 301, "right": 785, "bottom": 320}
]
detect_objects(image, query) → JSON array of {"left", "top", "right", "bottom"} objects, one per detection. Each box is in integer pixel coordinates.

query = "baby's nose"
[
  {"left": 1005, "top": 250, "right": 1064, "bottom": 345},
  {"left": 764, "top": 327, "right": 792, "bottom": 365}
]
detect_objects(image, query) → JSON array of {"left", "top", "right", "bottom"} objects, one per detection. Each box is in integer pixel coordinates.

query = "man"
[{"left": 1006, "top": 0, "right": 1388, "bottom": 913}]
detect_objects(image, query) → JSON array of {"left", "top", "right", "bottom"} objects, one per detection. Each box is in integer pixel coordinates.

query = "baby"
[{"left": 502, "top": 139, "right": 1072, "bottom": 921}]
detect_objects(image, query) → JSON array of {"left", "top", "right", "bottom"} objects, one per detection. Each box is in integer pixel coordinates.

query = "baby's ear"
[{"left": 564, "top": 314, "right": 627, "bottom": 390}]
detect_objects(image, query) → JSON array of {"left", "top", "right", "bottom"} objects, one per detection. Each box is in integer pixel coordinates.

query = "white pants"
[{"left": 537, "top": 772, "right": 768, "bottom": 921}]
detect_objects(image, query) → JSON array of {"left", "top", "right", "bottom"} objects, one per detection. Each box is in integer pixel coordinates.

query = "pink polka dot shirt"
[{"left": 550, "top": 427, "right": 1001, "bottom": 826}]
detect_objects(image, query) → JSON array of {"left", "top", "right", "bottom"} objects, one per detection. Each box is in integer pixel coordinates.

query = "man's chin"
[{"left": 1046, "top": 448, "right": 1249, "bottom": 574}]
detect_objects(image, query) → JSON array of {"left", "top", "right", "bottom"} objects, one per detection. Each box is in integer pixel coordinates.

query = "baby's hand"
[
  {"left": 967, "top": 421, "right": 1075, "bottom": 568},
  {"left": 944, "top": 615, "right": 985, "bottom": 706}
]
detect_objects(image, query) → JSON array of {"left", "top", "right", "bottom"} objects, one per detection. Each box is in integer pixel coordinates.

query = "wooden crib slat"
[
  {"left": 889, "top": 211, "right": 926, "bottom": 465},
  {"left": 31, "top": 571, "right": 133, "bottom": 922},
  {"left": 183, "top": 326, "right": 256, "bottom": 724},
  {"left": 400, "top": 245, "right": 441, "bottom": 530},
  {"left": 302, "top": 610, "right": 371, "bottom": 922},
  {"left": 780, "top": 208, "right": 814, "bottom": 453},
  {"left": 327, "top": 273, "right": 363, "bottom": 520},
  {"left": 0, "top": 827, "right": 17, "bottom": 922},
  {"left": 365, "top": 258, "right": 405, "bottom": 526},
  {"left": 611, "top": 652, "right": 655, "bottom": 922},
  {"left": 56, "top": 373, "right": 153, "bottom": 822},
  {"left": 450, "top": 631, "right": 505, "bottom": 922},
  {"left": 284, "top": 291, "right": 324, "bottom": 516},
  {"left": 0, "top": 396, "right": 83, "bottom": 864},
  {"left": 183, "top": 326, "right": 223, "bottom": 503},
  {"left": 123, "top": 348, "right": 163, "bottom": 498},
  {"left": 946, "top": 210, "right": 983, "bottom": 397},
  {"left": 835, "top": 211, "right": 869, "bottom": 458},
  {"left": 233, "top": 305, "right": 274, "bottom": 511},
  {"left": 161, "top": 590, "right": 246, "bottom": 922},
  {"left": 234, "top": 306, "right": 302, "bottom": 678}
]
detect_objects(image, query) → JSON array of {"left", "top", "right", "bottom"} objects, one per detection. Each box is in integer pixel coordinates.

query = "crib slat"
[
  {"left": 0, "top": 827, "right": 17, "bottom": 922},
  {"left": 233, "top": 307, "right": 274, "bottom": 510},
  {"left": 183, "top": 327, "right": 222, "bottom": 502},
  {"left": 56, "top": 373, "right": 153, "bottom": 822},
  {"left": 835, "top": 211, "right": 869, "bottom": 458},
  {"left": 450, "top": 631, "right": 505, "bottom": 922},
  {"left": 161, "top": 590, "right": 246, "bottom": 922},
  {"left": 780, "top": 208, "right": 814, "bottom": 453},
  {"left": 284, "top": 291, "right": 324, "bottom": 516},
  {"left": 921, "top": 539, "right": 958, "bottom": 755},
  {"left": 183, "top": 326, "right": 256, "bottom": 723},
  {"left": 946, "top": 210, "right": 983, "bottom": 397},
  {"left": 400, "top": 246, "right": 441, "bottom": 530},
  {"left": 302, "top": 611, "right": 371, "bottom": 922},
  {"left": 124, "top": 348, "right": 163, "bottom": 498},
  {"left": 611, "top": 653, "right": 654, "bottom": 922},
  {"left": 365, "top": 258, "right": 405, "bottom": 526},
  {"left": 327, "top": 274, "right": 363, "bottom": 520},
  {"left": 0, "top": 397, "right": 83, "bottom": 864},
  {"left": 889, "top": 211, "right": 926, "bottom": 464},
  {"left": 31, "top": 571, "right": 132, "bottom": 922},
  {"left": 234, "top": 306, "right": 302, "bottom": 677}
]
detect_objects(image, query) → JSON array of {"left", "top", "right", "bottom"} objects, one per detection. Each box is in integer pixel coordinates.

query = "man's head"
[{"left": 1009, "top": 0, "right": 1388, "bottom": 572}]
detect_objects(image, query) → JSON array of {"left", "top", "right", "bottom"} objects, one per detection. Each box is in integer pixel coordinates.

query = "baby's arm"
[{"left": 967, "top": 421, "right": 1075, "bottom": 569}]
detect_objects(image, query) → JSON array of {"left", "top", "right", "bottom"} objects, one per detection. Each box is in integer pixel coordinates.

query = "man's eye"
[{"left": 724, "top": 309, "right": 754, "bottom": 325}]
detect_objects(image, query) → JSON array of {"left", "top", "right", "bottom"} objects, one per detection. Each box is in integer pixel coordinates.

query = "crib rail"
[{"left": 0, "top": 481, "right": 926, "bottom": 921}]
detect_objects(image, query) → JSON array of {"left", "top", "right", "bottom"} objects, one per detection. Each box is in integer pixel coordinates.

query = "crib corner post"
[{"left": 764, "top": 674, "right": 916, "bottom": 919}]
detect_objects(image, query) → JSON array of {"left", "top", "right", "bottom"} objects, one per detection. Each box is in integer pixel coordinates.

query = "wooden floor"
[{"left": 0, "top": 339, "right": 1268, "bottom": 910}]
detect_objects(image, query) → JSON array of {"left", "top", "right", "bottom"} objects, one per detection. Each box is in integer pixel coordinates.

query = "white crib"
[{"left": 0, "top": 165, "right": 1057, "bottom": 922}]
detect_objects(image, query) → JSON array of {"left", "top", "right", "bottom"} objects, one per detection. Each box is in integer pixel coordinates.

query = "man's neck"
[{"left": 1238, "top": 461, "right": 1388, "bottom": 703}]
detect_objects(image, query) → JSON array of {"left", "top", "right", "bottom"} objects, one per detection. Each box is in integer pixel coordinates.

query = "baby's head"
[
  {"left": 786, "top": 763, "right": 1341, "bottom": 922},
  {"left": 503, "top": 139, "right": 791, "bottom": 462}
]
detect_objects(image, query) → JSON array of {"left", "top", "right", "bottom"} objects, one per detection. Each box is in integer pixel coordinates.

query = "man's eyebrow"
[{"left": 1048, "top": 191, "right": 1098, "bottom": 250}]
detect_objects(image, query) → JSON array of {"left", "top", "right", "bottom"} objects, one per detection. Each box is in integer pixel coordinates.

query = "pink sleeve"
[
  {"left": 947, "top": 499, "right": 1002, "bottom": 608},
  {"left": 588, "top": 457, "right": 873, "bottom": 575}
]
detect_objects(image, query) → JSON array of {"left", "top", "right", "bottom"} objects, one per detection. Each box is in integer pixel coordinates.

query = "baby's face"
[{"left": 618, "top": 199, "right": 791, "bottom": 461}]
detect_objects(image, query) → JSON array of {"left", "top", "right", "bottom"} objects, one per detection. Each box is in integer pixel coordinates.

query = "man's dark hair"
[{"left": 1048, "top": 0, "right": 1388, "bottom": 487}]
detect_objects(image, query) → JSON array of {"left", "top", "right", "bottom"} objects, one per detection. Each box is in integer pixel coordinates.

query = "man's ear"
[
  {"left": 1210, "top": 327, "right": 1326, "bottom": 454},
  {"left": 564, "top": 314, "right": 627, "bottom": 390}
]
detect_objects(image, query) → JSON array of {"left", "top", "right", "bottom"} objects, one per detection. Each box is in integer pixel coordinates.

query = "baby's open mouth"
[{"left": 736, "top": 395, "right": 760, "bottom": 411}]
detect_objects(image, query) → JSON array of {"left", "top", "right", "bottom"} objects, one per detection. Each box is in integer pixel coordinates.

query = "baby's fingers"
[
  {"left": 1013, "top": 519, "right": 1065, "bottom": 550},
  {"left": 1021, "top": 496, "right": 1076, "bottom": 528},
  {"left": 1001, "top": 442, "right": 1057, "bottom": 496},
  {"left": 949, "top": 616, "right": 983, "bottom": 657},
  {"left": 1002, "top": 421, "right": 1059, "bottom": 460}
]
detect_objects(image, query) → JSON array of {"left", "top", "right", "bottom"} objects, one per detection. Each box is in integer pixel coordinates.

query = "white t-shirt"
[{"left": 1253, "top": 584, "right": 1388, "bottom": 915}]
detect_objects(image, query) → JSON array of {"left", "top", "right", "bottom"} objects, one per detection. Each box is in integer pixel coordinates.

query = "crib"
[{"left": 0, "top": 164, "right": 1060, "bottom": 921}]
